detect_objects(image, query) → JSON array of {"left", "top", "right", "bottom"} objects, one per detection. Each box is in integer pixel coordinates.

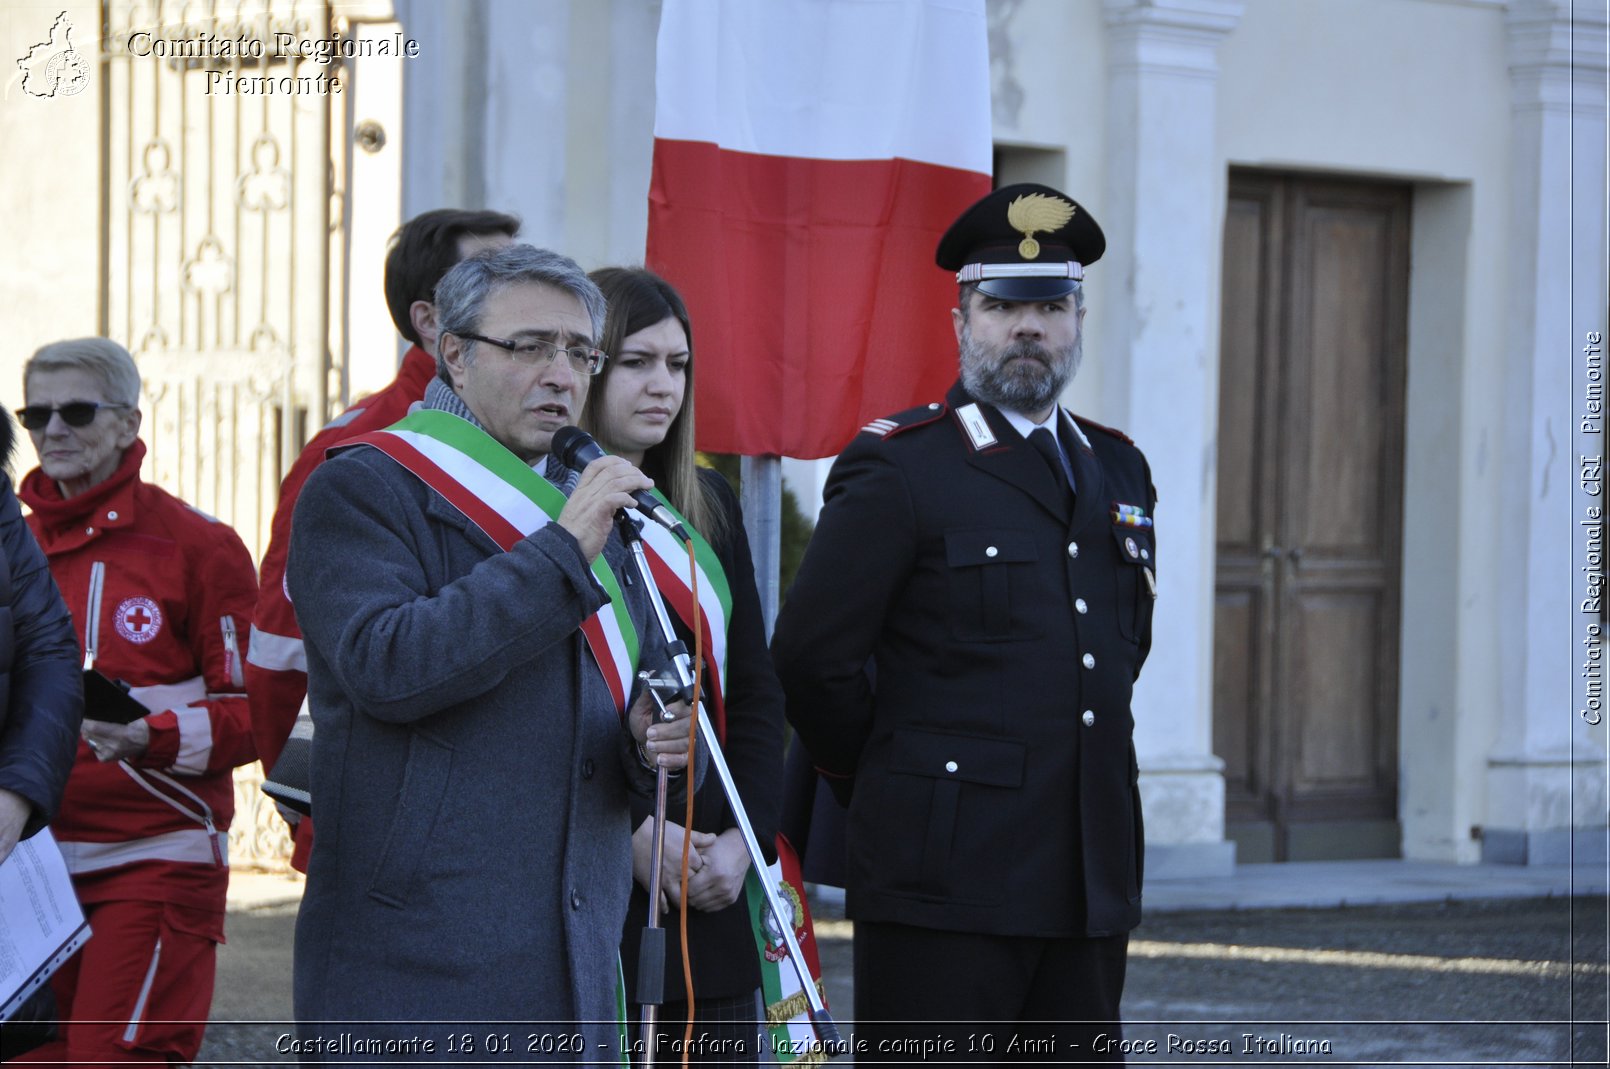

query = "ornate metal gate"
[{"left": 100, "top": 0, "right": 357, "bottom": 867}]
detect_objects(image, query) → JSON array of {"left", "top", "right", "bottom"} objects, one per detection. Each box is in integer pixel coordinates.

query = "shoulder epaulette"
[
  {"left": 858, "top": 401, "right": 948, "bottom": 440},
  {"left": 1073, "top": 414, "right": 1135, "bottom": 446}
]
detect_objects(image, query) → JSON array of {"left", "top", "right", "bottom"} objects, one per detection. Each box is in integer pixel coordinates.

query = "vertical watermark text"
[{"left": 1581, "top": 330, "right": 1604, "bottom": 725}]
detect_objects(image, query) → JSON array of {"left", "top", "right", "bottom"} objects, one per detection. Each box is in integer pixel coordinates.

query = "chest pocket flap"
[
  {"left": 1110, "top": 524, "right": 1155, "bottom": 642},
  {"left": 944, "top": 529, "right": 1039, "bottom": 642},
  {"left": 944, "top": 528, "right": 1037, "bottom": 568}
]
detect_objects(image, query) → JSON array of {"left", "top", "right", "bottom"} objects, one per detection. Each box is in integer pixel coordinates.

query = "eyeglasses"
[
  {"left": 15, "top": 402, "right": 131, "bottom": 430},
  {"left": 450, "top": 331, "right": 609, "bottom": 376}
]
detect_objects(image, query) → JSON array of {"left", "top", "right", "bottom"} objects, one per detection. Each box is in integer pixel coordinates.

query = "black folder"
[{"left": 82, "top": 670, "right": 149, "bottom": 726}]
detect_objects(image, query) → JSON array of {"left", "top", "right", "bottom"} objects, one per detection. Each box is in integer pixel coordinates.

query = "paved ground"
[{"left": 189, "top": 863, "right": 1609, "bottom": 1067}]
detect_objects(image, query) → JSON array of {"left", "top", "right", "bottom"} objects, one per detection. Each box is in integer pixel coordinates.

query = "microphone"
[{"left": 550, "top": 426, "right": 690, "bottom": 542}]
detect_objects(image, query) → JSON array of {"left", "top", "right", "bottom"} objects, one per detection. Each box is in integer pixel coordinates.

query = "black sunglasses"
[{"left": 14, "top": 402, "right": 130, "bottom": 430}]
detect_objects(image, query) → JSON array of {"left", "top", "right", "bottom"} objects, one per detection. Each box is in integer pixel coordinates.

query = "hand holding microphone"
[
  {"left": 550, "top": 427, "right": 691, "bottom": 549},
  {"left": 554, "top": 450, "right": 653, "bottom": 562}
]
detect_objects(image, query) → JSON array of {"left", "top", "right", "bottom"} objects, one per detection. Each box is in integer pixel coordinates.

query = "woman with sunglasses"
[
  {"left": 11, "top": 338, "right": 258, "bottom": 1067},
  {"left": 586, "top": 268, "right": 786, "bottom": 1063}
]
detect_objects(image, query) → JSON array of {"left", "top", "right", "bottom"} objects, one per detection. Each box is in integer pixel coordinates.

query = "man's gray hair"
[
  {"left": 25, "top": 337, "right": 142, "bottom": 407},
  {"left": 432, "top": 244, "right": 607, "bottom": 382},
  {"left": 956, "top": 280, "right": 1085, "bottom": 321}
]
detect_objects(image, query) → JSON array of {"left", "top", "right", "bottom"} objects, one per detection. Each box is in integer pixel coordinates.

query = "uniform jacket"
[
  {"left": 772, "top": 381, "right": 1156, "bottom": 939},
  {"left": 287, "top": 418, "right": 687, "bottom": 1056},
  {"left": 247, "top": 345, "right": 436, "bottom": 868},
  {"left": 621, "top": 468, "right": 785, "bottom": 1001},
  {"left": 20, "top": 440, "right": 257, "bottom": 919},
  {"left": 0, "top": 413, "right": 83, "bottom": 842}
]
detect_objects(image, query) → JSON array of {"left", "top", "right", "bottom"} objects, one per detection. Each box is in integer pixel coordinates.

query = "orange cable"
[{"left": 677, "top": 536, "right": 702, "bottom": 1067}]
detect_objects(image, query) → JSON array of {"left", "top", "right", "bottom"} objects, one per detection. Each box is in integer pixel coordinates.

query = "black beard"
[{"left": 959, "top": 330, "right": 1080, "bottom": 415}]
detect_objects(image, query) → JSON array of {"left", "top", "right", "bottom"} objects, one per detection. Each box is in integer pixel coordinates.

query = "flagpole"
[{"left": 741, "top": 455, "right": 782, "bottom": 636}]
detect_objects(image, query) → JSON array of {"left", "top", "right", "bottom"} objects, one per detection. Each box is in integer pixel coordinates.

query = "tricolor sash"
[
  {"left": 631, "top": 489, "right": 732, "bottom": 735},
  {"left": 345, "top": 410, "right": 640, "bottom": 713},
  {"left": 643, "top": 480, "right": 828, "bottom": 1057}
]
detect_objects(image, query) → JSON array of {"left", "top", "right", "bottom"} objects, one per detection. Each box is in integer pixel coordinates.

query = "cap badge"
[{"left": 1007, "top": 193, "right": 1077, "bottom": 259}]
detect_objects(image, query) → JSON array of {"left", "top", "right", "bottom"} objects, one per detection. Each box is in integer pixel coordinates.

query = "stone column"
[
  {"left": 395, "top": 0, "right": 491, "bottom": 216},
  {"left": 1101, "top": 0, "right": 1242, "bottom": 877},
  {"left": 1486, "top": 0, "right": 1610, "bottom": 865}
]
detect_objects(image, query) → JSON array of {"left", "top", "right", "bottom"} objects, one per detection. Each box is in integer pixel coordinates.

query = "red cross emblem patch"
[{"left": 114, "top": 596, "right": 163, "bottom": 645}]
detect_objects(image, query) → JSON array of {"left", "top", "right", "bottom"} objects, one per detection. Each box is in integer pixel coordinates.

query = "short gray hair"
[
  {"left": 432, "top": 244, "right": 607, "bottom": 383},
  {"left": 25, "top": 337, "right": 142, "bottom": 406}
]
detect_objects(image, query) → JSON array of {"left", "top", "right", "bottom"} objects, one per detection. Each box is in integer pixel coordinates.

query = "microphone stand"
[{"left": 615, "top": 512, "right": 842, "bottom": 1065}]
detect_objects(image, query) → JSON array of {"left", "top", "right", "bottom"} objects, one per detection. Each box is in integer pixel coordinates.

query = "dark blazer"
[
  {"left": 289, "top": 437, "right": 683, "bottom": 1056},
  {"left": 773, "top": 381, "right": 1156, "bottom": 939},
  {"left": 0, "top": 412, "right": 84, "bottom": 843},
  {"left": 622, "top": 468, "right": 785, "bottom": 1000}
]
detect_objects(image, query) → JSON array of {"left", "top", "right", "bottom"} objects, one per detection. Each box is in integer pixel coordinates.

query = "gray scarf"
[{"left": 423, "top": 377, "right": 580, "bottom": 496}]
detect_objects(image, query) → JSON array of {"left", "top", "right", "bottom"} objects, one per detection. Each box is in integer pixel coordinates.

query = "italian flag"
[{"left": 647, "top": 0, "right": 992, "bottom": 460}]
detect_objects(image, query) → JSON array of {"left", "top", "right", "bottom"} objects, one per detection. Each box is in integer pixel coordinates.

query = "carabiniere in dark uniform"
[
  {"left": 776, "top": 386, "right": 1155, "bottom": 935},
  {"left": 773, "top": 182, "right": 1157, "bottom": 1055}
]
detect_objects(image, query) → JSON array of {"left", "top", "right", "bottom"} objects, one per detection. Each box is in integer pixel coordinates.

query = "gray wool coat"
[{"left": 286, "top": 439, "right": 680, "bottom": 1065}]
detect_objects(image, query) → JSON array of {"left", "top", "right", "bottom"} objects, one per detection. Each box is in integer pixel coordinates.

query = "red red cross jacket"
[
  {"left": 20, "top": 440, "right": 257, "bottom": 920},
  {"left": 245, "top": 345, "right": 435, "bottom": 869}
]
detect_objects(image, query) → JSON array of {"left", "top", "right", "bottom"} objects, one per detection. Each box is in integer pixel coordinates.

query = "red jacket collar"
[
  {"left": 20, "top": 439, "right": 146, "bottom": 543},
  {"left": 397, "top": 344, "right": 435, "bottom": 396}
]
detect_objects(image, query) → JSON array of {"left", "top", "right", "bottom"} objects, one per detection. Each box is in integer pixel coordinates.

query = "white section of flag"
[{"left": 654, "top": 0, "right": 991, "bottom": 172}]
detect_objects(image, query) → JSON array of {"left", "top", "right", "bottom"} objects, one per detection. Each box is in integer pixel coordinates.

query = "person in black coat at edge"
[
  {"left": 772, "top": 184, "right": 1157, "bottom": 1065},
  {"left": 584, "top": 267, "right": 786, "bottom": 1064},
  {"left": 0, "top": 404, "right": 87, "bottom": 1059}
]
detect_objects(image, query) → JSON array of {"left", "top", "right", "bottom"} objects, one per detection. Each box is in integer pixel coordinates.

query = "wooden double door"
[{"left": 1213, "top": 171, "right": 1410, "bottom": 862}]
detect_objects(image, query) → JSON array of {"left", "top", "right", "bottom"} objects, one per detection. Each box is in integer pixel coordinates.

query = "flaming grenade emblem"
[{"left": 1007, "top": 193, "right": 1077, "bottom": 259}]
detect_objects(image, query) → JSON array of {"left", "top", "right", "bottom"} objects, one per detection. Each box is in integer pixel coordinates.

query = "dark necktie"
[
  {"left": 1030, "top": 425, "right": 1069, "bottom": 479},
  {"left": 1028, "top": 426, "right": 1072, "bottom": 504}
]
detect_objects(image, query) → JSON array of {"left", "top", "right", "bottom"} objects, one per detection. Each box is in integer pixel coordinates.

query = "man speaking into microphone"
[{"left": 285, "top": 243, "right": 698, "bottom": 1061}]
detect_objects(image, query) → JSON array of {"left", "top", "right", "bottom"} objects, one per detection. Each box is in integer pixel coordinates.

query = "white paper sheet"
[{"left": 1, "top": 828, "right": 90, "bottom": 1021}]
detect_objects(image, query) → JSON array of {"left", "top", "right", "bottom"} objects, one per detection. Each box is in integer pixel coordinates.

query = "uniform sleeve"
[
  {"left": 1137, "top": 452, "right": 1157, "bottom": 676},
  {"left": 136, "top": 521, "right": 259, "bottom": 775},
  {"left": 0, "top": 480, "right": 84, "bottom": 837},
  {"left": 771, "top": 438, "right": 917, "bottom": 790},
  {"left": 245, "top": 447, "right": 315, "bottom": 772}
]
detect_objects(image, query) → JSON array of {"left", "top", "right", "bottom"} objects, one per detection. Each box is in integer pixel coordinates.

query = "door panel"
[
  {"left": 1213, "top": 171, "right": 1409, "bottom": 861},
  {"left": 1214, "top": 176, "right": 1283, "bottom": 830}
]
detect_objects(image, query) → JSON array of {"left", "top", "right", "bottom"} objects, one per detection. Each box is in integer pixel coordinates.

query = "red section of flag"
[
  {"left": 775, "top": 833, "right": 823, "bottom": 981},
  {"left": 647, "top": 138, "right": 990, "bottom": 459}
]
